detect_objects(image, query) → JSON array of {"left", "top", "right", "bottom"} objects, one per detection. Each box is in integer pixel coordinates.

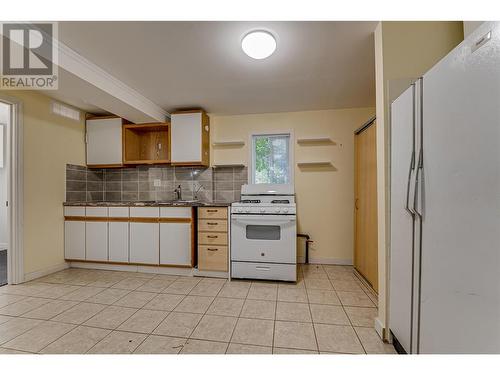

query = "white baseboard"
[
  {"left": 192, "top": 268, "right": 229, "bottom": 279},
  {"left": 137, "top": 265, "right": 193, "bottom": 277},
  {"left": 70, "top": 262, "right": 195, "bottom": 277},
  {"left": 308, "top": 257, "right": 353, "bottom": 265},
  {"left": 374, "top": 316, "right": 385, "bottom": 341},
  {"left": 24, "top": 262, "right": 69, "bottom": 283}
]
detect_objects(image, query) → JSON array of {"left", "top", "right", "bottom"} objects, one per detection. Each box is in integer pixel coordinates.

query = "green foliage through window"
[{"left": 253, "top": 134, "right": 290, "bottom": 184}]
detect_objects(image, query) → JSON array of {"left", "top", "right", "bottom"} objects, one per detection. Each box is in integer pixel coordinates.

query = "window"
[{"left": 251, "top": 133, "right": 292, "bottom": 184}]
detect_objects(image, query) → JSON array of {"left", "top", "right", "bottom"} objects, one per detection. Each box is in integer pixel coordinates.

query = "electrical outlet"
[{"left": 153, "top": 179, "right": 161, "bottom": 187}]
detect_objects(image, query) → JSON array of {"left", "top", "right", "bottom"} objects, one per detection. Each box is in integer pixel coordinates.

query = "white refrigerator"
[{"left": 389, "top": 21, "right": 500, "bottom": 354}]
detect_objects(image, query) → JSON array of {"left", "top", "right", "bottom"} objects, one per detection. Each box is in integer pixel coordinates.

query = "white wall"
[{"left": 0, "top": 102, "right": 8, "bottom": 249}]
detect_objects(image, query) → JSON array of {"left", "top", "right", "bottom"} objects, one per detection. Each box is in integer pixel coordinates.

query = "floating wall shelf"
[
  {"left": 212, "top": 163, "right": 247, "bottom": 168},
  {"left": 212, "top": 140, "right": 245, "bottom": 147},
  {"left": 297, "top": 161, "right": 335, "bottom": 168},
  {"left": 297, "top": 137, "right": 335, "bottom": 145}
]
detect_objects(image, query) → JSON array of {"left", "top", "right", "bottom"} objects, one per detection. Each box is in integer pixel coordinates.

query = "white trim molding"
[
  {"left": 308, "top": 257, "right": 353, "bottom": 265},
  {"left": 57, "top": 41, "right": 169, "bottom": 123},
  {"left": 375, "top": 316, "right": 386, "bottom": 341},
  {"left": 6, "top": 25, "right": 168, "bottom": 123},
  {"left": 0, "top": 93, "right": 24, "bottom": 285},
  {"left": 24, "top": 262, "right": 69, "bottom": 283}
]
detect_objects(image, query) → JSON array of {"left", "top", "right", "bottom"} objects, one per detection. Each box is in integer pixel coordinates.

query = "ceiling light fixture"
[{"left": 241, "top": 30, "right": 277, "bottom": 60}]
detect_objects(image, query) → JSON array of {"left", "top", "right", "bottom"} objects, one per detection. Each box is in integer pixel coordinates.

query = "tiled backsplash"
[{"left": 66, "top": 164, "right": 247, "bottom": 204}]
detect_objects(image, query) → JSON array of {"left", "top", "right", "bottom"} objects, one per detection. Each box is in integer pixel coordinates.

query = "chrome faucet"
[{"left": 174, "top": 184, "right": 182, "bottom": 201}]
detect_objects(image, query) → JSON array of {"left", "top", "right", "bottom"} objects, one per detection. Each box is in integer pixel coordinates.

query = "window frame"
[{"left": 248, "top": 131, "right": 294, "bottom": 185}]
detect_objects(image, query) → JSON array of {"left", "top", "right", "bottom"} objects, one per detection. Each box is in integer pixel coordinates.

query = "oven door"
[{"left": 231, "top": 214, "right": 296, "bottom": 264}]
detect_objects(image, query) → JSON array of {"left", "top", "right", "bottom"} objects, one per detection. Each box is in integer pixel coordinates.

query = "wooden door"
[{"left": 354, "top": 121, "right": 378, "bottom": 291}]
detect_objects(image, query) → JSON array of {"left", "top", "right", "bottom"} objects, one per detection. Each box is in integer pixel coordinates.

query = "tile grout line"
[
  {"left": 305, "top": 267, "right": 321, "bottom": 354},
  {"left": 1, "top": 266, "right": 384, "bottom": 354},
  {"left": 0, "top": 277, "right": 156, "bottom": 352},
  {"left": 183, "top": 278, "right": 226, "bottom": 354}
]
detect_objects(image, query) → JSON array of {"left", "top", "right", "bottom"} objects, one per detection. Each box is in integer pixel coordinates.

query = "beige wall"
[
  {"left": 2, "top": 90, "right": 86, "bottom": 278},
  {"left": 374, "top": 21, "right": 464, "bottom": 339},
  {"left": 211, "top": 108, "right": 375, "bottom": 264}
]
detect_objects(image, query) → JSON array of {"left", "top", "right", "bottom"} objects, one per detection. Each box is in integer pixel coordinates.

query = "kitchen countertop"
[{"left": 63, "top": 201, "right": 232, "bottom": 207}]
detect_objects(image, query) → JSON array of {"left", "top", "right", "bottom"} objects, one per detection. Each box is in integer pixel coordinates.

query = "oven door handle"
[{"left": 231, "top": 215, "right": 296, "bottom": 225}]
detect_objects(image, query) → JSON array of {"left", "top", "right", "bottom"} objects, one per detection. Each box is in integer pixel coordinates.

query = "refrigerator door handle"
[
  {"left": 413, "top": 149, "right": 423, "bottom": 218},
  {"left": 413, "top": 78, "right": 424, "bottom": 219},
  {"left": 405, "top": 151, "right": 416, "bottom": 216}
]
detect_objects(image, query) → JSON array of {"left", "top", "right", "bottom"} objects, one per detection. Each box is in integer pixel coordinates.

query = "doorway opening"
[{"left": 0, "top": 101, "right": 10, "bottom": 286}]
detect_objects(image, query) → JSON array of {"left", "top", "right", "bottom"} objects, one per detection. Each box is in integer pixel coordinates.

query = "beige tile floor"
[{"left": 0, "top": 264, "right": 396, "bottom": 354}]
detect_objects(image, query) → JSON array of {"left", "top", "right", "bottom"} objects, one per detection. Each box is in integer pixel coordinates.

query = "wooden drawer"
[
  {"left": 198, "top": 232, "right": 228, "bottom": 246},
  {"left": 198, "top": 245, "right": 228, "bottom": 272},
  {"left": 198, "top": 207, "right": 228, "bottom": 220},
  {"left": 198, "top": 219, "right": 227, "bottom": 232}
]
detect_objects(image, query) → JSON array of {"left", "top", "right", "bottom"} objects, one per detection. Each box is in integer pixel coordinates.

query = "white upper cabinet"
[
  {"left": 86, "top": 117, "right": 124, "bottom": 167},
  {"left": 170, "top": 110, "right": 210, "bottom": 166}
]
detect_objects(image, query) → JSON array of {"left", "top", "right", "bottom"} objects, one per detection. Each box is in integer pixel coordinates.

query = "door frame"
[{"left": 0, "top": 93, "right": 24, "bottom": 285}]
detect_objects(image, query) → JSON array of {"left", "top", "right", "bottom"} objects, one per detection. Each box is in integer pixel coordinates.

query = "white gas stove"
[{"left": 230, "top": 184, "right": 297, "bottom": 282}]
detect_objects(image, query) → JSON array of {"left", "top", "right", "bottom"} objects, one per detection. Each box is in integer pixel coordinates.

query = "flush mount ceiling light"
[{"left": 241, "top": 30, "right": 277, "bottom": 60}]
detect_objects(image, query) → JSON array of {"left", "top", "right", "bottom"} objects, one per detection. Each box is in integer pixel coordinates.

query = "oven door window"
[{"left": 246, "top": 225, "right": 281, "bottom": 240}]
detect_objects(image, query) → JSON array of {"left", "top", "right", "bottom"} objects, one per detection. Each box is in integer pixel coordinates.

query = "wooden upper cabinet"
[
  {"left": 122, "top": 122, "right": 171, "bottom": 165},
  {"left": 170, "top": 109, "right": 210, "bottom": 166},
  {"left": 86, "top": 116, "right": 125, "bottom": 168}
]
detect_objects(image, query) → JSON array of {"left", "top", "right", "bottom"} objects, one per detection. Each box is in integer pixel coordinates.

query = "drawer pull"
[
  {"left": 207, "top": 235, "right": 218, "bottom": 238},
  {"left": 207, "top": 222, "right": 218, "bottom": 225},
  {"left": 207, "top": 248, "right": 219, "bottom": 251},
  {"left": 256, "top": 266, "right": 271, "bottom": 271},
  {"left": 207, "top": 209, "right": 218, "bottom": 213}
]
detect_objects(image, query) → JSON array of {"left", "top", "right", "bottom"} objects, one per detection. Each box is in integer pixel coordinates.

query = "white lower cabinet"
[
  {"left": 109, "top": 222, "right": 129, "bottom": 263},
  {"left": 130, "top": 223, "right": 159, "bottom": 264},
  {"left": 160, "top": 222, "right": 192, "bottom": 266},
  {"left": 85, "top": 222, "right": 108, "bottom": 261},
  {"left": 64, "top": 205, "right": 194, "bottom": 267},
  {"left": 64, "top": 221, "right": 85, "bottom": 260}
]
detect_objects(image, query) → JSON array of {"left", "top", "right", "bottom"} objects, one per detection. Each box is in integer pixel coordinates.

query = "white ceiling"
[{"left": 57, "top": 21, "right": 377, "bottom": 115}]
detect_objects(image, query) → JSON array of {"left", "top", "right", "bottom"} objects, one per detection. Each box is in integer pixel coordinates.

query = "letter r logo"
[{"left": 2, "top": 23, "right": 53, "bottom": 75}]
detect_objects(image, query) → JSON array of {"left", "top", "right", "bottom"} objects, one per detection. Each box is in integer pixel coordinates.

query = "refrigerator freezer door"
[
  {"left": 419, "top": 22, "right": 500, "bottom": 353},
  {"left": 389, "top": 84, "right": 416, "bottom": 353}
]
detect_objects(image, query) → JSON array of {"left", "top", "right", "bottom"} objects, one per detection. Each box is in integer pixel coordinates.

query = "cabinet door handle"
[
  {"left": 207, "top": 235, "right": 218, "bottom": 238},
  {"left": 256, "top": 266, "right": 271, "bottom": 271},
  {"left": 207, "top": 248, "right": 219, "bottom": 251},
  {"left": 207, "top": 209, "right": 218, "bottom": 213},
  {"left": 207, "top": 222, "right": 218, "bottom": 225}
]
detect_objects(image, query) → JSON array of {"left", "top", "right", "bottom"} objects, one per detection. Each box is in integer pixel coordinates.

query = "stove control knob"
[
  {"left": 283, "top": 208, "right": 289, "bottom": 213},
  {"left": 276, "top": 208, "right": 281, "bottom": 213},
  {"left": 260, "top": 208, "right": 265, "bottom": 213},
  {"left": 245, "top": 209, "right": 250, "bottom": 213}
]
